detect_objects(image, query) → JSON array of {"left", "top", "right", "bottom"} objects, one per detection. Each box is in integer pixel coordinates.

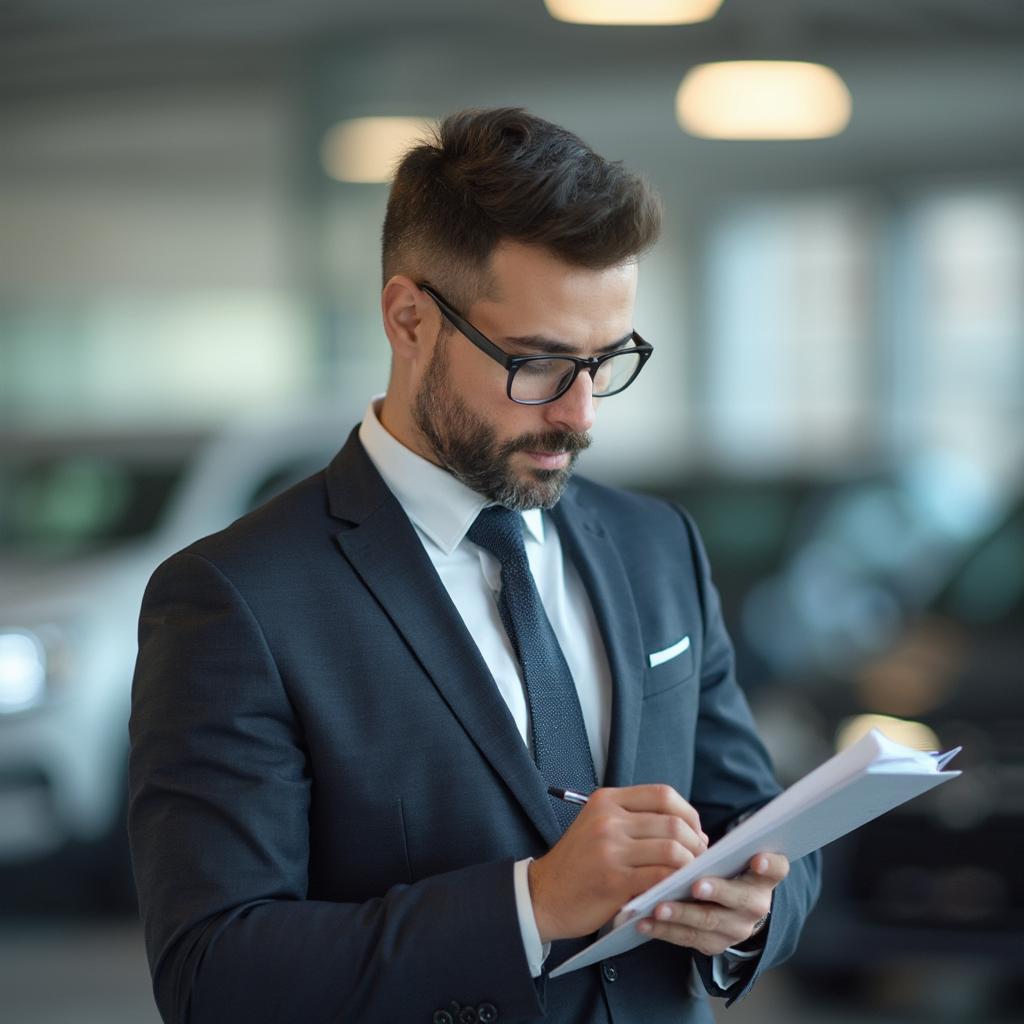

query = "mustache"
[{"left": 503, "top": 431, "right": 592, "bottom": 456}]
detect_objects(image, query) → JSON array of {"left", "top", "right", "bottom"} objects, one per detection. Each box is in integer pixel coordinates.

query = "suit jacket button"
[
  {"left": 432, "top": 1013, "right": 454, "bottom": 1024},
  {"left": 478, "top": 1004, "right": 497, "bottom": 1023},
  {"left": 602, "top": 961, "right": 618, "bottom": 983}
]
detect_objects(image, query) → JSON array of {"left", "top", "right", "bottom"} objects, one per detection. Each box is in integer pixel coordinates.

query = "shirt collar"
[{"left": 358, "top": 396, "right": 545, "bottom": 555}]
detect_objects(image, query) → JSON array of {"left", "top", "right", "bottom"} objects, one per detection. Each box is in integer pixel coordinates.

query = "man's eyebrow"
[{"left": 502, "top": 332, "right": 635, "bottom": 356}]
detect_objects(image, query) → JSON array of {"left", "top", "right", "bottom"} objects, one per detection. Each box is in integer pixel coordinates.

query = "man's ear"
[{"left": 381, "top": 275, "right": 436, "bottom": 366}]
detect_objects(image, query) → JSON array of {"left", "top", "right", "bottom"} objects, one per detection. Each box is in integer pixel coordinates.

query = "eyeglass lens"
[{"left": 510, "top": 350, "right": 642, "bottom": 402}]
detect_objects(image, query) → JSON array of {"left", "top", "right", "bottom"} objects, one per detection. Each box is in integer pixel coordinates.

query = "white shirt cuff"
[
  {"left": 714, "top": 943, "right": 761, "bottom": 985},
  {"left": 687, "top": 943, "right": 763, "bottom": 996},
  {"left": 513, "top": 858, "right": 551, "bottom": 978}
]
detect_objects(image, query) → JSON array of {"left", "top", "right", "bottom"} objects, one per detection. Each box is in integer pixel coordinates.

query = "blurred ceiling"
[
  {"left": 2, "top": 0, "right": 1023, "bottom": 195},
  {"left": 4, "top": 0, "right": 1024, "bottom": 98}
]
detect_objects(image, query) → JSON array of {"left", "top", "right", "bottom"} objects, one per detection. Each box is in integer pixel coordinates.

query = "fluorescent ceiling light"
[
  {"left": 545, "top": 0, "right": 722, "bottom": 26},
  {"left": 321, "top": 116, "right": 435, "bottom": 184},
  {"left": 676, "top": 61, "right": 852, "bottom": 140}
]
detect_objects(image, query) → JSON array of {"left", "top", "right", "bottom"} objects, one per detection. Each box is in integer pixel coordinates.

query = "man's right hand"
[{"left": 527, "top": 784, "right": 708, "bottom": 944}]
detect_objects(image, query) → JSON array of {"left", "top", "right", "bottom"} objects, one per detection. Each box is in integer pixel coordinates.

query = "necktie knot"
[{"left": 467, "top": 505, "right": 527, "bottom": 566}]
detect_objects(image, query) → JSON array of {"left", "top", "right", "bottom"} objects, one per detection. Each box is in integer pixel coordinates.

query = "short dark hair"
[{"left": 381, "top": 107, "right": 662, "bottom": 308}]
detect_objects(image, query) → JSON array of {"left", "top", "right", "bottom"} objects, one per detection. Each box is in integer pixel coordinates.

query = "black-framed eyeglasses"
[{"left": 419, "top": 283, "right": 654, "bottom": 406}]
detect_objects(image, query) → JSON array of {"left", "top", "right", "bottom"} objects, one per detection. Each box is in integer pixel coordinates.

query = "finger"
[
  {"left": 621, "top": 837, "right": 701, "bottom": 870},
  {"left": 625, "top": 864, "right": 686, "bottom": 900},
  {"left": 688, "top": 854, "right": 789, "bottom": 905},
  {"left": 635, "top": 917, "right": 736, "bottom": 956},
  {"left": 621, "top": 811, "right": 708, "bottom": 856},
  {"left": 643, "top": 899, "right": 761, "bottom": 947},
  {"left": 747, "top": 852, "right": 789, "bottom": 883},
  {"left": 689, "top": 877, "right": 772, "bottom": 919},
  {"left": 598, "top": 785, "right": 706, "bottom": 841},
  {"left": 649, "top": 899, "right": 739, "bottom": 937}
]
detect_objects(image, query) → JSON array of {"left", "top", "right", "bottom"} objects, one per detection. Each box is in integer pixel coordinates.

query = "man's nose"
[{"left": 543, "top": 368, "right": 597, "bottom": 433}]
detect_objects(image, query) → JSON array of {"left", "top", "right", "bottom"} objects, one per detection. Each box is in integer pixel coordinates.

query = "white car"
[{"left": 0, "top": 409, "right": 353, "bottom": 905}]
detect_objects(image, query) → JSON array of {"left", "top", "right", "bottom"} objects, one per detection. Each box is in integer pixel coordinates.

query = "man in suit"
[{"left": 129, "top": 107, "right": 820, "bottom": 1023}]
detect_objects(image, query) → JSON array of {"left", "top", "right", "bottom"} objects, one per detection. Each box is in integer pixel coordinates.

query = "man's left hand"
[{"left": 635, "top": 852, "right": 789, "bottom": 956}]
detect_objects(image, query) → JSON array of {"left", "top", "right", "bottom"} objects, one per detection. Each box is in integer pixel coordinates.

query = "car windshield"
[{"left": 0, "top": 439, "right": 201, "bottom": 558}]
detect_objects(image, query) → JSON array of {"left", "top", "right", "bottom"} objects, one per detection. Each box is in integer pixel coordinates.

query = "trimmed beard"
[{"left": 412, "top": 333, "right": 591, "bottom": 511}]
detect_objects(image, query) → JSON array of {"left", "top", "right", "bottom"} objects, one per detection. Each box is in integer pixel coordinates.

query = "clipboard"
[{"left": 550, "top": 728, "right": 962, "bottom": 978}]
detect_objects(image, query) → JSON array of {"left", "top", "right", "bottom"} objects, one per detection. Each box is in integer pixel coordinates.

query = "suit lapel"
[
  {"left": 550, "top": 486, "right": 646, "bottom": 790},
  {"left": 325, "top": 432, "right": 561, "bottom": 848}
]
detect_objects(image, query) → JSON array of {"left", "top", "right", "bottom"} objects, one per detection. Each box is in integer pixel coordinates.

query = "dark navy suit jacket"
[{"left": 128, "top": 429, "right": 820, "bottom": 1023}]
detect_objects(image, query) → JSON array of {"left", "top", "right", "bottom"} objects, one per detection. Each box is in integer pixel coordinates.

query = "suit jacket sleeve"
[
  {"left": 128, "top": 550, "right": 546, "bottom": 1024},
  {"left": 676, "top": 506, "right": 821, "bottom": 1004}
]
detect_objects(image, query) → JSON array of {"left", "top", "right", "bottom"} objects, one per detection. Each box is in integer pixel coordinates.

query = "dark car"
[{"left": 748, "top": 492, "right": 1024, "bottom": 999}]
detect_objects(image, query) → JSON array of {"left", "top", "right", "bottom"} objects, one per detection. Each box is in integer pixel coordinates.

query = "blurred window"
[
  {"left": 893, "top": 189, "right": 1024, "bottom": 482},
  {"left": 0, "top": 292, "right": 311, "bottom": 428},
  {"left": 703, "top": 187, "right": 1024, "bottom": 492},
  {"left": 704, "top": 195, "right": 876, "bottom": 472}
]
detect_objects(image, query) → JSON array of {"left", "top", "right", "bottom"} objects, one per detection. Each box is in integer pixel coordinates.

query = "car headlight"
[{"left": 0, "top": 629, "right": 48, "bottom": 713}]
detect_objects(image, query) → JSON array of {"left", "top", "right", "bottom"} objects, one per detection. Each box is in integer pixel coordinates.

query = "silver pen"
[{"left": 547, "top": 786, "right": 590, "bottom": 806}]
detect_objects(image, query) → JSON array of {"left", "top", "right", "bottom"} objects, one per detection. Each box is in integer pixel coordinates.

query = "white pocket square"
[{"left": 648, "top": 635, "right": 691, "bottom": 668}]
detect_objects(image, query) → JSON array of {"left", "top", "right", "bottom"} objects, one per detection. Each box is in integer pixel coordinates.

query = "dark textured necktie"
[{"left": 467, "top": 505, "right": 598, "bottom": 830}]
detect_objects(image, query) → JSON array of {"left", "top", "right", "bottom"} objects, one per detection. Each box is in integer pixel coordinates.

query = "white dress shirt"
[{"left": 358, "top": 397, "right": 754, "bottom": 989}]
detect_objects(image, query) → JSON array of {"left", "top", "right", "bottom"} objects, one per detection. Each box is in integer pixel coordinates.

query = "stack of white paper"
[{"left": 550, "top": 728, "right": 961, "bottom": 977}]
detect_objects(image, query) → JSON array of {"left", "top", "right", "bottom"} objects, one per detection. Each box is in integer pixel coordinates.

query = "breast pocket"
[{"left": 644, "top": 633, "right": 696, "bottom": 697}]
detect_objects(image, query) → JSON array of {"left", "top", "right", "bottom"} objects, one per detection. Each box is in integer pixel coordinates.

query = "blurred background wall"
[{"left": 1, "top": 2, "right": 1022, "bottom": 1021}]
